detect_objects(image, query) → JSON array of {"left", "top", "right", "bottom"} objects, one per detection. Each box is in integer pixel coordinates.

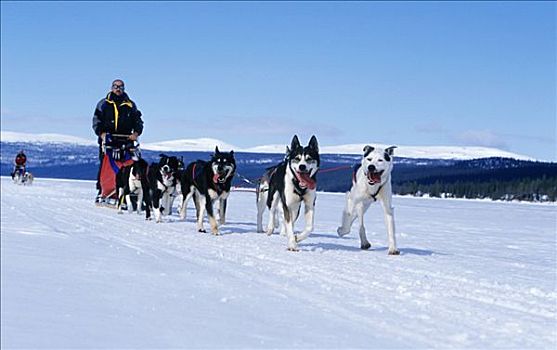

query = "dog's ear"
[
  {"left": 159, "top": 153, "right": 168, "bottom": 159},
  {"left": 308, "top": 135, "right": 319, "bottom": 152},
  {"left": 229, "top": 150, "right": 234, "bottom": 156},
  {"left": 385, "top": 146, "right": 397, "bottom": 156},
  {"left": 215, "top": 146, "right": 220, "bottom": 154},
  {"left": 290, "top": 135, "right": 301, "bottom": 150},
  {"left": 284, "top": 146, "right": 291, "bottom": 160},
  {"left": 363, "top": 145, "right": 374, "bottom": 156}
]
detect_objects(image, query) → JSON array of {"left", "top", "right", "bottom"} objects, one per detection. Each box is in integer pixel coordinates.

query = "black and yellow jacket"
[{"left": 92, "top": 92, "right": 144, "bottom": 143}]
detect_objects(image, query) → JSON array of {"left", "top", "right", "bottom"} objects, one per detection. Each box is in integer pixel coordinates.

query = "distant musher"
[
  {"left": 11, "top": 150, "right": 33, "bottom": 185},
  {"left": 11, "top": 150, "right": 27, "bottom": 180}
]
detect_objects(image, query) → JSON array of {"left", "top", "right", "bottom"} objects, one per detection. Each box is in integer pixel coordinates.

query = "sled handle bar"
[
  {"left": 104, "top": 145, "right": 140, "bottom": 151},
  {"left": 110, "top": 133, "right": 135, "bottom": 138}
]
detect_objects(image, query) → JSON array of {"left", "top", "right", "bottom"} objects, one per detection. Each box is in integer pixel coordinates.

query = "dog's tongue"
[
  {"left": 368, "top": 172, "right": 381, "bottom": 184},
  {"left": 213, "top": 174, "right": 220, "bottom": 183},
  {"left": 296, "top": 172, "right": 316, "bottom": 190}
]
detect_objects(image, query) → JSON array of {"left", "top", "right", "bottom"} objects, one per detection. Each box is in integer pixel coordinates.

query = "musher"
[{"left": 92, "top": 79, "right": 144, "bottom": 203}]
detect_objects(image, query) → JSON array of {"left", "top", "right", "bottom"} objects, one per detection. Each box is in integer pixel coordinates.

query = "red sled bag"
[
  {"left": 99, "top": 153, "right": 134, "bottom": 199},
  {"left": 99, "top": 134, "right": 140, "bottom": 199}
]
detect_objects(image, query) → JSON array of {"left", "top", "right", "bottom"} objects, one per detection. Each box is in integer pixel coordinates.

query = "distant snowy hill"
[
  {"left": 1, "top": 131, "right": 96, "bottom": 146},
  {"left": 1, "top": 131, "right": 535, "bottom": 161},
  {"left": 142, "top": 138, "right": 237, "bottom": 152},
  {"left": 244, "top": 143, "right": 535, "bottom": 161}
]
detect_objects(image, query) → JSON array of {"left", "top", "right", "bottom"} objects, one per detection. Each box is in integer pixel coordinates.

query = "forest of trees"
[
  {"left": 390, "top": 158, "right": 557, "bottom": 202},
  {"left": 394, "top": 175, "right": 557, "bottom": 202}
]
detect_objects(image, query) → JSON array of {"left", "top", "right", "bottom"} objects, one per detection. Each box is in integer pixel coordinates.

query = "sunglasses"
[{"left": 112, "top": 84, "right": 125, "bottom": 91}]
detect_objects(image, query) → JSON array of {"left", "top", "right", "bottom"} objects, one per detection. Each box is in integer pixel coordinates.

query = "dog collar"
[{"left": 369, "top": 183, "right": 384, "bottom": 201}]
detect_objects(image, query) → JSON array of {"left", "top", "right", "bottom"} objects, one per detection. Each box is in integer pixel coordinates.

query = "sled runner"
[{"left": 97, "top": 134, "right": 141, "bottom": 208}]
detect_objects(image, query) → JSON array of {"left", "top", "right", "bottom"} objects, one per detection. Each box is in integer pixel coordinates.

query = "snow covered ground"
[{"left": 1, "top": 177, "right": 555, "bottom": 348}]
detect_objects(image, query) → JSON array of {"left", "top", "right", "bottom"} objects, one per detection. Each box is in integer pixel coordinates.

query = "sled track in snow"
[{"left": 2, "top": 177, "right": 556, "bottom": 348}]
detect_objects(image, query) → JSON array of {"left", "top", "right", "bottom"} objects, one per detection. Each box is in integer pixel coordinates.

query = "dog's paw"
[
  {"left": 266, "top": 229, "right": 274, "bottom": 236},
  {"left": 360, "top": 242, "right": 371, "bottom": 250},
  {"left": 337, "top": 227, "right": 349, "bottom": 237},
  {"left": 198, "top": 229, "right": 207, "bottom": 233},
  {"left": 287, "top": 246, "right": 299, "bottom": 252},
  {"left": 287, "top": 239, "right": 299, "bottom": 251},
  {"left": 145, "top": 217, "right": 152, "bottom": 221},
  {"left": 388, "top": 249, "right": 400, "bottom": 255}
]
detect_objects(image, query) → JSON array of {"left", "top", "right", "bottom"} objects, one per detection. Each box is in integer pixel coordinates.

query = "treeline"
[
  {"left": 390, "top": 158, "right": 557, "bottom": 202},
  {"left": 394, "top": 175, "right": 557, "bottom": 202}
]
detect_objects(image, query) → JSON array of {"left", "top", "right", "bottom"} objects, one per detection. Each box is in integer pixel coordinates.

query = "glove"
[{"left": 105, "top": 133, "right": 113, "bottom": 144}]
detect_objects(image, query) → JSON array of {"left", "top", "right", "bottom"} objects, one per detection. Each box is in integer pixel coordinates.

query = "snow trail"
[{"left": 1, "top": 177, "right": 555, "bottom": 348}]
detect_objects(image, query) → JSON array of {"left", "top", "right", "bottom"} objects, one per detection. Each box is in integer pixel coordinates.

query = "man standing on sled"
[
  {"left": 92, "top": 79, "right": 144, "bottom": 203},
  {"left": 11, "top": 150, "right": 27, "bottom": 180}
]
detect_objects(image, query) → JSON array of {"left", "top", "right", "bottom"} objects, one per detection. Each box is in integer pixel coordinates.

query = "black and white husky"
[
  {"left": 116, "top": 158, "right": 151, "bottom": 219},
  {"left": 337, "top": 145, "right": 400, "bottom": 255},
  {"left": 256, "top": 135, "right": 320, "bottom": 251},
  {"left": 179, "top": 147, "right": 236, "bottom": 235},
  {"left": 147, "top": 154, "right": 180, "bottom": 223}
]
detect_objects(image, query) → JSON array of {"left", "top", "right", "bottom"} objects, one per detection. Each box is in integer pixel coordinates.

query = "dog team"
[{"left": 115, "top": 135, "right": 399, "bottom": 254}]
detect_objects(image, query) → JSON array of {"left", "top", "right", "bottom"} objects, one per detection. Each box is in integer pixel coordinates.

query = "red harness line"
[
  {"left": 318, "top": 165, "right": 352, "bottom": 173},
  {"left": 235, "top": 164, "right": 353, "bottom": 187}
]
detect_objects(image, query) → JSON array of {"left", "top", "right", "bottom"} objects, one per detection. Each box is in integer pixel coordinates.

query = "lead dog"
[
  {"left": 116, "top": 158, "right": 151, "bottom": 219},
  {"left": 147, "top": 154, "right": 180, "bottom": 223},
  {"left": 257, "top": 135, "right": 320, "bottom": 251},
  {"left": 337, "top": 145, "right": 399, "bottom": 255},
  {"left": 179, "top": 147, "right": 236, "bottom": 235}
]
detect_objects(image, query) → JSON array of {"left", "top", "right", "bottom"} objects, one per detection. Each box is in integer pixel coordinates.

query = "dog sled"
[
  {"left": 96, "top": 133, "right": 141, "bottom": 208},
  {"left": 11, "top": 166, "right": 34, "bottom": 186}
]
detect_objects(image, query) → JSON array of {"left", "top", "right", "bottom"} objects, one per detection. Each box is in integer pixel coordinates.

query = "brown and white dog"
[{"left": 337, "top": 145, "right": 400, "bottom": 255}]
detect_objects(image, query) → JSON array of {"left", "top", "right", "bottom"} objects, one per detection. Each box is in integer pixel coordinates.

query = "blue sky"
[{"left": 1, "top": 1, "right": 555, "bottom": 160}]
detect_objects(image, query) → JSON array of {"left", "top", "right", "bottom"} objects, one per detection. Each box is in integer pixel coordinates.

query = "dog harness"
[{"left": 191, "top": 162, "right": 205, "bottom": 187}]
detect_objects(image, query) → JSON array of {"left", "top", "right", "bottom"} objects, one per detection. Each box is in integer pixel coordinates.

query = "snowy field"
[{"left": 1, "top": 177, "right": 556, "bottom": 349}]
